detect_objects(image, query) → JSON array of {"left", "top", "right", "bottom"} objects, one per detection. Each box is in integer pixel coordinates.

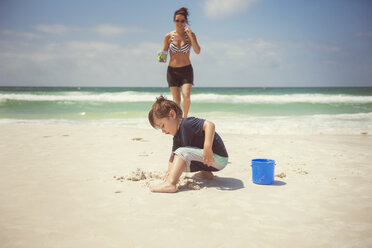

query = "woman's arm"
[
  {"left": 162, "top": 33, "right": 171, "bottom": 52},
  {"left": 185, "top": 27, "right": 201, "bottom": 54}
]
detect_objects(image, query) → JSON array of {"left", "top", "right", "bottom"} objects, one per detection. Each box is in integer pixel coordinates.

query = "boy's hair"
[{"left": 148, "top": 95, "right": 183, "bottom": 128}]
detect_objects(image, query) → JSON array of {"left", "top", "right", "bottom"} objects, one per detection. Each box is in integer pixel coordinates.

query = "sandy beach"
[{"left": 0, "top": 123, "right": 371, "bottom": 248}]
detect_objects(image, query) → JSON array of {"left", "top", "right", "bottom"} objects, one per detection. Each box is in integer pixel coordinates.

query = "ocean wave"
[
  {"left": 1, "top": 112, "right": 371, "bottom": 135},
  {"left": 194, "top": 93, "right": 372, "bottom": 104},
  {"left": 207, "top": 112, "right": 372, "bottom": 135},
  {"left": 0, "top": 91, "right": 163, "bottom": 103},
  {"left": 1, "top": 91, "right": 372, "bottom": 104}
]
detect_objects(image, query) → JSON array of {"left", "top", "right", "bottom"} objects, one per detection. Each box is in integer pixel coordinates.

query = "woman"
[{"left": 161, "top": 7, "right": 200, "bottom": 118}]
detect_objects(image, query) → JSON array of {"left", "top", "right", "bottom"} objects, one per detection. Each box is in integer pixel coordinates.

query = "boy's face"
[{"left": 154, "top": 110, "right": 180, "bottom": 136}]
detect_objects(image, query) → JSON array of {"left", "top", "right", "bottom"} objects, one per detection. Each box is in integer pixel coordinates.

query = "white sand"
[{"left": 0, "top": 123, "right": 371, "bottom": 248}]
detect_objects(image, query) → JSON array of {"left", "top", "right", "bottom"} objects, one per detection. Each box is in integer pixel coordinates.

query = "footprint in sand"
[
  {"left": 114, "top": 168, "right": 202, "bottom": 190},
  {"left": 275, "top": 172, "right": 287, "bottom": 178},
  {"left": 293, "top": 168, "right": 309, "bottom": 175}
]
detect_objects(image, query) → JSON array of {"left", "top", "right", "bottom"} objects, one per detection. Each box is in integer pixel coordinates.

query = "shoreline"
[
  {"left": 1, "top": 123, "right": 371, "bottom": 248},
  {"left": 2, "top": 86, "right": 372, "bottom": 89},
  {"left": 0, "top": 118, "right": 370, "bottom": 136}
]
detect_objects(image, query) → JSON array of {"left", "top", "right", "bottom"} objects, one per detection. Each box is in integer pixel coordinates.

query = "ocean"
[{"left": 1, "top": 87, "right": 371, "bottom": 135}]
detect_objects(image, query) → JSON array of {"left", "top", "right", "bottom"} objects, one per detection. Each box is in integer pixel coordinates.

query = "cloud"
[
  {"left": 305, "top": 41, "right": 341, "bottom": 53},
  {"left": 187, "top": 37, "right": 283, "bottom": 86},
  {"left": 34, "top": 24, "right": 71, "bottom": 35},
  {"left": 0, "top": 29, "right": 41, "bottom": 39},
  {"left": 0, "top": 30, "right": 283, "bottom": 86},
  {"left": 203, "top": 0, "right": 260, "bottom": 19},
  {"left": 0, "top": 38, "right": 162, "bottom": 86},
  {"left": 199, "top": 38, "right": 281, "bottom": 67},
  {"left": 33, "top": 24, "right": 143, "bottom": 36},
  {"left": 354, "top": 31, "right": 372, "bottom": 39},
  {"left": 92, "top": 25, "right": 143, "bottom": 36},
  {"left": 92, "top": 25, "right": 127, "bottom": 36}
]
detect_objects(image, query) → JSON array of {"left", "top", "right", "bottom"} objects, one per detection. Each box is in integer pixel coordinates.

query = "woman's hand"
[
  {"left": 203, "top": 148, "right": 215, "bottom": 167},
  {"left": 185, "top": 27, "right": 201, "bottom": 54},
  {"left": 185, "top": 27, "right": 192, "bottom": 36}
]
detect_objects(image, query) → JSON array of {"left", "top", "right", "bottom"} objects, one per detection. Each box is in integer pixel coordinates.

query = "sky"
[{"left": 0, "top": 0, "right": 371, "bottom": 87}]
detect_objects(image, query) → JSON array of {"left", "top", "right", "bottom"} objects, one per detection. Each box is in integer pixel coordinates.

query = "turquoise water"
[{"left": 1, "top": 87, "right": 371, "bottom": 134}]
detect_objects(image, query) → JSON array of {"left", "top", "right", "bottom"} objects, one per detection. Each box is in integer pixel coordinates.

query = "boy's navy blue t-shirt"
[{"left": 172, "top": 117, "right": 228, "bottom": 158}]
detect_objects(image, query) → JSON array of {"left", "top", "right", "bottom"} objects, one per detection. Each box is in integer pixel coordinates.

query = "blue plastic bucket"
[{"left": 251, "top": 159, "right": 275, "bottom": 185}]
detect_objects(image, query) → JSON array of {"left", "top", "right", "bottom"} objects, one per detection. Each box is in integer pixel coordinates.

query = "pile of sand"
[{"left": 114, "top": 168, "right": 201, "bottom": 190}]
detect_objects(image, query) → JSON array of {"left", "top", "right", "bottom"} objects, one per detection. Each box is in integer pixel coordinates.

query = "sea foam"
[{"left": 1, "top": 92, "right": 372, "bottom": 104}]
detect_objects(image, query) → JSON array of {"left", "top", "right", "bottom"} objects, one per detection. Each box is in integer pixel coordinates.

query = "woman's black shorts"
[{"left": 167, "top": 64, "right": 194, "bottom": 87}]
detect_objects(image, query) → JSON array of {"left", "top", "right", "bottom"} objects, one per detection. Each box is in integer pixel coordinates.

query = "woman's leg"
[
  {"left": 150, "top": 155, "right": 186, "bottom": 193},
  {"left": 169, "top": 86, "right": 181, "bottom": 107},
  {"left": 181, "top": 83, "right": 192, "bottom": 118}
]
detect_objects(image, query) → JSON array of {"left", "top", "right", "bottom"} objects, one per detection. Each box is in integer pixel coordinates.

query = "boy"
[{"left": 148, "top": 96, "right": 228, "bottom": 193}]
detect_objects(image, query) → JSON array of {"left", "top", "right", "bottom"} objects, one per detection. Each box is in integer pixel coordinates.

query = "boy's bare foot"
[
  {"left": 194, "top": 171, "right": 215, "bottom": 180},
  {"left": 150, "top": 181, "right": 177, "bottom": 193}
]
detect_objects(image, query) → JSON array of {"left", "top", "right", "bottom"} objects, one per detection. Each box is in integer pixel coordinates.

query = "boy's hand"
[
  {"left": 162, "top": 171, "right": 169, "bottom": 181},
  {"left": 203, "top": 148, "right": 215, "bottom": 167}
]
